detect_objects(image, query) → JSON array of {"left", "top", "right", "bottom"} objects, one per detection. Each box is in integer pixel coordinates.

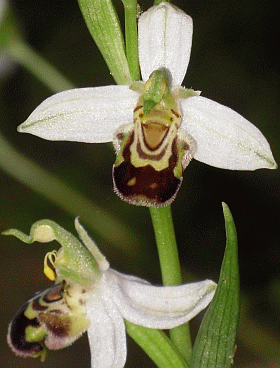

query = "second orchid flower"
[{"left": 4, "top": 218, "right": 216, "bottom": 368}]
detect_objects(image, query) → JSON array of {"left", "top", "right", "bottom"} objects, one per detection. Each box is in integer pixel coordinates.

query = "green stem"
[
  {"left": 4, "top": 40, "right": 74, "bottom": 93},
  {"left": 149, "top": 206, "right": 181, "bottom": 285},
  {"left": 125, "top": 320, "right": 188, "bottom": 368},
  {"left": 149, "top": 205, "right": 192, "bottom": 363},
  {"left": 122, "top": 0, "right": 140, "bottom": 81}
]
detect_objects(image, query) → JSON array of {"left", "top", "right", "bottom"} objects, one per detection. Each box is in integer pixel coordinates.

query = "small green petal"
[{"left": 141, "top": 69, "right": 171, "bottom": 114}]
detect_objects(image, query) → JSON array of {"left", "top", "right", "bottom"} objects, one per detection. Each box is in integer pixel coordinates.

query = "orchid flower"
[
  {"left": 4, "top": 219, "right": 216, "bottom": 368},
  {"left": 17, "top": 2, "right": 276, "bottom": 206}
]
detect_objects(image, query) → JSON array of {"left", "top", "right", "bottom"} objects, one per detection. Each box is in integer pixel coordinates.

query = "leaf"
[
  {"left": 77, "top": 0, "right": 132, "bottom": 85},
  {"left": 190, "top": 203, "right": 240, "bottom": 368}
]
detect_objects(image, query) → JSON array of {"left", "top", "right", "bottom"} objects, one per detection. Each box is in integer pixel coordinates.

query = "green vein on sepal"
[{"left": 190, "top": 203, "right": 240, "bottom": 368}]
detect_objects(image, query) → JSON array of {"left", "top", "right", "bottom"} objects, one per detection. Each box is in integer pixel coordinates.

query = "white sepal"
[
  {"left": 18, "top": 86, "right": 139, "bottom": 143},
  {"left": 85, "top": 285, "right": 126, "bottom": 368},
  {"left": 138, "top": 2, "right": 193, "bottom": 86},
  {"left": 180, "top": 96, "right": 277, "bottom": 170},
  {"left": 106, "top": 269, "right": 216, "bottom": 329}
]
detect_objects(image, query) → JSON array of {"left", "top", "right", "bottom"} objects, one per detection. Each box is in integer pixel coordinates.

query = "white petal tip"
[
  {"left": 17, "top": 122, "right": 29, "bottom": 134},
  {"left": 265, "top": 158, "right": 277, "bottom": 170},
  {"left": 181, "top": 96, "right": 278, "bottom": 171},
  {"left": 238, "top": 150, "right": 277, "bottom": 171},
  {"left": 17, "top": 124, "right": 23, "bottom": 132}
]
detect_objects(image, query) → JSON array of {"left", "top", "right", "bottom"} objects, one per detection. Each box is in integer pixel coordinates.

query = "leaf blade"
[{"left": 190, "top": 202, "right": 240, "bottom": 368}]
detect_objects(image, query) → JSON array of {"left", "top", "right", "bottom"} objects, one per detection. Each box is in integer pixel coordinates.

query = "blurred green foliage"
[{"left": 1, "top": 0, "right": 279, "bottom": 367}]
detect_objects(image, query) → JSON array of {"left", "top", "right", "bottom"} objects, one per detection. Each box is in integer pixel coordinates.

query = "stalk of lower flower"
[
  {"left": 4, "top": 40, "right": 74, "bottom": 93},
  {"left": 125, "top": 321, "right": 188, "bottom": 368},
  {"left": 121, "top": 0, "right": 140, "bottom": 81},
  {"left": 149, "top": 205, "right": 192, "bottom": 363}
]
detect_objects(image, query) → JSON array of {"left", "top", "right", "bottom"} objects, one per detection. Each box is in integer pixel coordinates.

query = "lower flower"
[{"left": 4, "top": 218, "right": 216, "bottom": 368}]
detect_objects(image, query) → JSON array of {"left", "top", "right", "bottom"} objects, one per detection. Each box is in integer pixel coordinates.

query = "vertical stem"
[
  {"left": 149, "top": 205, "right": 192, "bottom": 364},
  {"left": 122, "top": 0, "right": 140, "bottom": 81},
  {"left": 149, "top": 205, "right": 181, "bottom": 285}
]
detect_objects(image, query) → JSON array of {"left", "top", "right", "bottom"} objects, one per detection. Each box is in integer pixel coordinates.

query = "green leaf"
[
  {"left": 77, "top": 0, "right": 132, "bottom": 85},
  {"left": 190, "top": 203, "right": 240, "bottom": 368}
]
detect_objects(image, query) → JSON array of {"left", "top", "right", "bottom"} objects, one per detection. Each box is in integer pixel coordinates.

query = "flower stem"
[
  {"left": 149, "top": 205, "right": 192, "bottom": 363},
  {"left": 4, "top": 40, "right": 75, "bottom": 93},
  {"left": 122, "top": 0, "right": 140, "bottom": 81},
  {"left": 125, "top": 320, "right": 188, "bottom": 368}
]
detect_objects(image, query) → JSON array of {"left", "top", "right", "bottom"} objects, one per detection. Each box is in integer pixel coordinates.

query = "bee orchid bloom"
[
  {"left": 18, "top": 2, "right": 277, "bottom": 206},
  {"left": 4, "top": 219, "right": 216, "bottom": 368}
]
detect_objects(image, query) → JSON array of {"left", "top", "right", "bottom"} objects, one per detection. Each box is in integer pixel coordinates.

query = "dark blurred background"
[{"left": 1, "top": 0, "right": 279, "bottom": 367}]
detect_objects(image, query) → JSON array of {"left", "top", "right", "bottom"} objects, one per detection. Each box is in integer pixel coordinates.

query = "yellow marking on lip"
[
  {"left": 127, "top": 177, "right": 137, "bottom": 186},
  {"left": 142, "top": 122, "right": 168, "bottom": 150}
]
